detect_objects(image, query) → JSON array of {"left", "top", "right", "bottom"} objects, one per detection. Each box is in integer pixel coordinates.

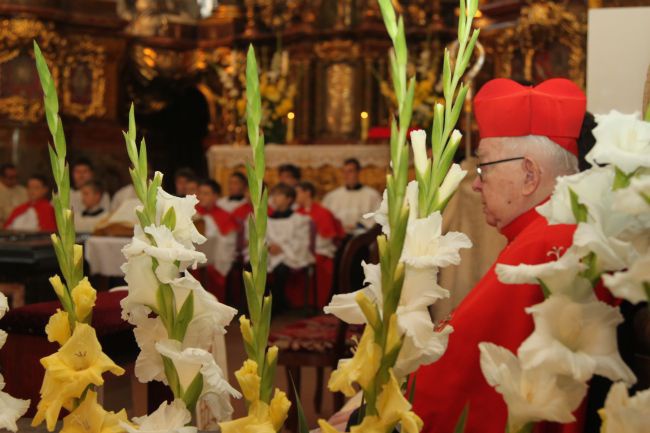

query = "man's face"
[
  {"left": 81, "top": 186, "right": 102, "bottom": 209},
  {"left": 185, "top": 181, "right": 198, "bottom": 196},
  {"left": 271, "top": 192, "right": 292, "bottom": 212},
  {"left": 72, "top": 164, "right": 93, "bottom": 189},
  {"left": 175, "top": 176, "right": 189, "bottom": 196},
  {"left": 342, "top": 163, "right": 359, "bottom": 187},
  {"left": 228, "top": 176, "right": 246, "bottom": 196},
  {"left": 197, "top": 185, "right": 217, "bottom": 209},
  {"left": 472, "top": 138, "right": 526, "bottom": 229},
  {"left": 295, "top": 187, "right": 311, "bottom": 207},
  {"left": 279, "top": 171, "right": 298, "bottom": 187},
  {"left": 27, "top": 179, "right": 48, "bottom": 202},
  {"left": 1, "top": 167, "right": 18, "bottom": 188}
]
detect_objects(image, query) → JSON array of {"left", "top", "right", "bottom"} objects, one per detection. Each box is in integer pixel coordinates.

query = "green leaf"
[
  {"left": 458, "top": 0, "right": 466, "bottom": 40},
  {"left": 161, "top": 206, "right": 177, "bottom": 231},
  {"left": 156, "top": 283, "right": 176, "bottom": 334},
  {"left": 612, "top": 166, "right": 632, "bottom": 190},
  {"left": 453, "top": 404, "right": 470, "bottom": 433},
  {"left": 243, "top": 271, "right": 261, "bottom": 323},
  {"left": 181, "top": 372, "right": 204, "bottom": 412},
  {"left": 537, "top": 278, "right": 551, "bottom": 299},
  {"left": 259, "top": 346, "right": 277, "bottom": 404},
  {"left": 645, "top": 102, "right": 650, "bottom": 122},
  {"left": 377, "top": 0, "right": 397, "bottom": 40},
  {"left": 162, "top": 356, "right": 181, "bottom": 397},
  {"left": 172, "top": 290, "right": 194, "bottom": 341},
  {"left": 568, "top": 188, "right": 589, "bottom": 223},
  {"left": 289, "top": 373, "right": 310, "bottom": 433},
  {"left": 408, "top": 374, "right": 417, "bottom": 404}
]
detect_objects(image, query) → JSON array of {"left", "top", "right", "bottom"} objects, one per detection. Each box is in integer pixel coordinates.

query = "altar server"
[
  {"left": 277, "top": 164, "right": 301, "bottom": 187},
  {"left": 75, "top": 180, "right": 109, "bottom": 233},
  {"left": 0, "top": 163, "right": 27, "bottom": 226},
  {"left": 217, "top": 171, "right": 248, "bottom": 213},
  {"left": 4, "top": 174, "right": 55, "bottom": 232},
  {"left": 322, "top": 158, "right": 381, "bottom": 234},
  {"left": 70, "top": 158, "right": 110, "bottom": 215},
  {"left": 257, "top": 183, "right": 314, "bottom": 310},
  {"left": 195, "top": 180, "right": 238, "bottom": 300},
  {"left": 412, "top": 79, "right": 595, "bottom": 433},
  {"left": 296, "top": 181, "right": 345, "bottom": 307}
]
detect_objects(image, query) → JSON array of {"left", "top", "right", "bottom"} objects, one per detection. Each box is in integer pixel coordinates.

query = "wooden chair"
[{"left": 269, "top": 224, "right": 381, "bottom": 432}]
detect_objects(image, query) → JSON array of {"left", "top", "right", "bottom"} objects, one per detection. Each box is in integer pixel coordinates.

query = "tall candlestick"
[
  {"left": 360, "top": 111, "right": 369, "bottom": 143},
  {"left": 286, "top": 112, "right": 295, "bottom": 144}
]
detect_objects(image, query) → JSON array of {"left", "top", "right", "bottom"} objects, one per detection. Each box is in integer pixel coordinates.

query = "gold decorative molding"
[
  {"left": 0, "top": 18, "right": 62, "bottom": 123},
  {"left": 62, "top": 36, "right": 107, "bottom": 121},
  {"left": 132, "top": 44, "right": 205, "bottom": 81},
  {"left": 314, "top": 40, "right": 360, "bottom": 62}
]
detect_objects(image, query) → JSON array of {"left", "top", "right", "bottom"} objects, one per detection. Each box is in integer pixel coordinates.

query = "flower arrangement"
[
  {"left": 0, "top": 292, "right": 29, "bottom": 432},
  {"left": 319, "top": 0, "right": 479, "bottom": 431},
  {"left": 118, "top": 106, "right": 240, "bottom": 430},
  {"left": 480, "top": 109, "right": 650, "bottom": 432},
  {"left": 31, "top": 42, "right": 127, "bottom": 433},
  {"left": 214, "top": 47, "right": 296, "bottom": 144},
  {"left": 217, "top": 45, "right": 292, "bottom": 433},
  {"left": 379, "top": 42, "right": 444, "bottom": 129}
]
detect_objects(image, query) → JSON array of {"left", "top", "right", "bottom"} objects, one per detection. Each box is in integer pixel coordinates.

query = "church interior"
[{"left": 0, "top": 0, "right": 649, "bottom": 432}]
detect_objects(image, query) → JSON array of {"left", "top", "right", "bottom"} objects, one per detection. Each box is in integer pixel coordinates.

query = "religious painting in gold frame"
[
  {"left": 62, "top": 37, "right": 107, "bottom": 121},
  {"left": 0, "top": 18, "right": 61, "bottom": 123}
]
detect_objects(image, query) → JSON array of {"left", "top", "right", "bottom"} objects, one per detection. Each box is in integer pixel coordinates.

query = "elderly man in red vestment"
[{"left": 412, "top": 78, "right": 588, "bottom": 433}]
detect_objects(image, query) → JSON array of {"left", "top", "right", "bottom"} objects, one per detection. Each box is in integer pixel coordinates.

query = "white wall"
[{"left": 587, "top": 7, "right": 650, "bottom": 115}]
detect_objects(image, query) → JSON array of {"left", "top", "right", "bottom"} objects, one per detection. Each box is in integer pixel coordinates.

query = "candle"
[
  {"left": 286, "top": 112, "right": 295, "bottom": 144},
  {"left": 360, "top": 111, "right": 369, "bottom": 143}
]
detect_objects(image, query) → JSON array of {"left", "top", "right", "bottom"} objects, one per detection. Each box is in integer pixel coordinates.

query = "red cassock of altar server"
[{"left": 412, "top": 78, "right": 589, "bottom": 433}]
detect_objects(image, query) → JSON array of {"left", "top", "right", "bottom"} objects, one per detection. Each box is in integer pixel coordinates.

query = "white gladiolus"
[
  {"left": 537, "top": 166, "right": 615, "bottom": 226},
  {"left": 613, "top": 174, "right": 650, "bottom": 216},
  {"left": 599, "top": 382, "right": 650, "bottom": 433},
  {"left": 120, "top": 254, "right": 160, "bottom": 323},
  {"left": 603, "top": 253, "right": 650, "bottom": 304},
  {"left": 155, "top": 339, "right": 241, "bottom": 422},
  {"left": 0, "top": 374, "right": 29, "bottom": 432},
  {"left": 156, "top": 187, "right": 207, "bottom": 248},
  {"left": 365, "top": 180, "right": 420, "bottom": 235},
  {"left": 434, "top": 163, "right": 467, "bottom": 209},
  {"left": 410, "top": 129, "right": 429, "bottom": 178},
  {"left": 479, "top": 343, "right": 587, "bottom": 433},
  {"left": 586, "top": 110, "right": 650, "bottom": 174},
  {"left": 132, "top": 316, "right": 169, "bottom": 383},
  {"left": 573, "top": 222, "right": 637, "bottom": 273},
  {"left": 518, "top": 295, "right": 636, "bottom": 385},
  {"left": 121, "top": 399, "right": 197, "bottom": 433},
  {"left": 495, "top": 247, "right": 594, "bottom": 302}
]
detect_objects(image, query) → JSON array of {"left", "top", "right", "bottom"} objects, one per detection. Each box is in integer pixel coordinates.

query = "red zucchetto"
[{"left": 473, "top": 78, "right": 586, "bottom": 156}]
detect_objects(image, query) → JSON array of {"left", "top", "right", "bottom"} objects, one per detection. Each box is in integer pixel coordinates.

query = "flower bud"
[
  {"left": 410, "top": 129, "right": 429, "bottom": 178},
  {"left": 239, "top": 315, "right": 254, "bottom": 346},
  {"left": 49, "top": 275, "right": 67, "bottom": 300}
]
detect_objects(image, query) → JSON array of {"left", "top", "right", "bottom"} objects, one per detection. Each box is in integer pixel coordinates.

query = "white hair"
[{"left": 497, "top": 135, "right": 579, "bottom": 178}]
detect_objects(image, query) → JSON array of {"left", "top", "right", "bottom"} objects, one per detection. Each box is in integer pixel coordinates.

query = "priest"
[
  {"left": 412, "top": 78, "right": 588, "bottom": 433},
  {"left": 4, "top": 174, "right": 55, "bottom": 232}
]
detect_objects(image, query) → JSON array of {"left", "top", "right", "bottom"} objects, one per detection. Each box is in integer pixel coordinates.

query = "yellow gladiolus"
[
  {"left": 269, "top": 388, "right": 291, "bottom": 431},
  {"left": 318, "top": 419, "right": 343, "bottom": 433},
  {"left": 61, "top": 390, "right": 128, "bottom": 433},
  {"left": 235, "top": 359, "right": 261, "bottom": 402},
  {"left": 32, "top": 323, "right": 125, "bottom": 431},
  {"left": 49, "top": 274, "right": 67, "bottom": 300},
  {"left": 219, "top": 401, "right": 275, "bottom": 433},
  {"left": 373, "top": 369, "right": 423, "bottom": 433},
  {"left": 73, "top": 244, "right": 83, "bottom": 269},
  {"left": 328, "top": 326, "right": 381, "bottom": 397},
  {"left": 71, "top": 278, "right": 97, "bottom": 323},
  {"left": 45, "top": 309, "right": 71, "bottom": 346},
  {"left": 239, "top": 316, "right": 254, "bottom": 346}
]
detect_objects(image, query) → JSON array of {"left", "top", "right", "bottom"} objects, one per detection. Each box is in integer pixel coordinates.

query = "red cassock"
[
  {"left": 195, "top": 204, "right": 238, "bottom": 300},
  {"left": 297, "top": 203, "right": 345, "bottom": 308},
  {"left": 413, "top": 206, "right": 585, "bottom": 433},
  {"left": 3, "top": 199, "right": 56, "bottom": 232}
]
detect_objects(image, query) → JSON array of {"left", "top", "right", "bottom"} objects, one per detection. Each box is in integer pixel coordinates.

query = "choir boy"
[
  {"left": 295, "top": 181, "right": 345, "bottom": 307},
  {"left": 3, "top": 174, "right": 55, "bottom": 232},
  {"left": 75, "top": 181, "right": 109, "bottom": 233},
  {"left": 195, "top": 179, "right": 238, "bottom": 300},
  {"left": 277, "top": 164, "right": 301, "bottom": 187},
  {"left": 70, "top": 158, "right": 110, "bottom": 216},
  {"left": 217, "top": 171, "right": 248, "bottom": 213},
  {"left": 174, "top": 167, "right": 196, "bottom": 196},
  {"left": 0, "top": 163, "right": 27, "bottom": 226},
  {"left": 322, "top": 158, "right": 381, "bottom": 234}
]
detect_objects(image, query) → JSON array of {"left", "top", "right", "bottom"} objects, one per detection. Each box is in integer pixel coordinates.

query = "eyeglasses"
[{"left": 476, "top": 157, "right": 525, "bottom": 181}]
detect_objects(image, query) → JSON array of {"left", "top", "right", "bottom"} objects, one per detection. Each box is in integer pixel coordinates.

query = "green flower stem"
[
  {"left": 242, "top": 45, "right": 276, "bottom": 405},
  {"left": 33, "top": 41, "right": 80, "bottom": 329},
  {"left": 421, "top": 0, "right": 480, "bottom": 218}
]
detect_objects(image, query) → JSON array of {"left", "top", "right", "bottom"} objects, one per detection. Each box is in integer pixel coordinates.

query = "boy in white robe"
[
  {"left": 75, "top": 181, "right": 109, "bottom": 233},
  {"left": 217, "top": 171, "right": 248, "bottom": 213},
  {"left": 322, "top": 158, "right": 381, "bottom": 234},
  {"left": 70, "top": 158, "right": 110, "bottom": 217},
  {"left": 248, "top": 183, "right": 313, "bottom": 311}
]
